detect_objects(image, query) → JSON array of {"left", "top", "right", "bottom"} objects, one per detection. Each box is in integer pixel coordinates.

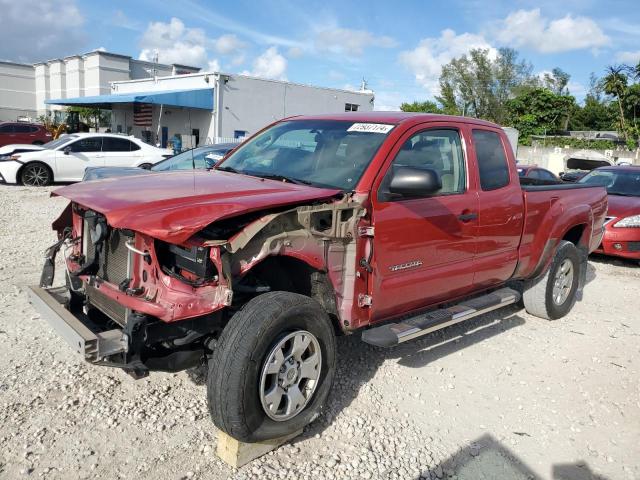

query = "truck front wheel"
[
  {"left": 207, "top": 291, "right": 336, "bottom": 442},
  {"left": 523, "top": 240, "right": 581, "bottom": 320}
]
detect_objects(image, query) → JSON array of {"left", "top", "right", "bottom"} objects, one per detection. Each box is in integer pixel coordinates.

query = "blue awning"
[{"left": 45, "top": 88, "right": 214, "bottom": 110}]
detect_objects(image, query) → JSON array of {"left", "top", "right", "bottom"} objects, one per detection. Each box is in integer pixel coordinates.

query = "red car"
[
  {"left": 516, "top": 164, "right": 559, "bottom": 181},
  {"left": 579, "top": 166, "right": 640, "bottom": 263},
  {"left": 0, "top": 122, "right": 52, "bottom": 147},
  {"left": 29, "top": 113, "right": 606, "bottom": 442}
]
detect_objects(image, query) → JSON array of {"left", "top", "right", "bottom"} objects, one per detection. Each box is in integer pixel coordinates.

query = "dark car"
[
  {"left": 82, "top": 143, "right": 238, "bottom": 181},
  {"left": 560, "top": 156, "right": 613, "bottom": 183},
  {"left": 0, "top": 122, "right": 51, "bottom": 147},
  {"left": 516, "top": 164, "right": 559, "bottom": 181}
]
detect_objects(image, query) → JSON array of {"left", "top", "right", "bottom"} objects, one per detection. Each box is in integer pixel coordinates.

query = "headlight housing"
[{"left": 614, "top": 214, "right": 640, "bottom": 228}]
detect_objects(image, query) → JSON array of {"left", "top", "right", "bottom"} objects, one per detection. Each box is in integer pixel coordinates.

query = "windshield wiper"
[
  {"left": 250, "top": 173, "right": 313, "bottom": 186},
  {"left": 216, "top": 166, "right": 240, "bottom": 174}
]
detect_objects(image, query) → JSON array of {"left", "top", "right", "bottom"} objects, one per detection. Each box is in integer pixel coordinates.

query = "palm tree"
[{"left": 603, "top": 66, "right": 628, "bottom": 140}]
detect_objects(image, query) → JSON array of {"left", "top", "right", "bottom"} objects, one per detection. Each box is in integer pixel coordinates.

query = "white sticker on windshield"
[{"left": 347, "top": 123, "right": 394, "bottom": 134}]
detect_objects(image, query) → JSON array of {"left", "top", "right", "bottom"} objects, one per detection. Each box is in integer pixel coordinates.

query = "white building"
[
  {"left": 0, "top": 50, "right": 199, "bottom": 122},
  {"left": 46, "top": 71, "right": 375, "bottom": 148}
]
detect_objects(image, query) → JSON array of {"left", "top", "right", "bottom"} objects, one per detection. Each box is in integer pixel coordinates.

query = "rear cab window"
[{"left": 473, "top": 130, "right": 510, "bottom": 191}]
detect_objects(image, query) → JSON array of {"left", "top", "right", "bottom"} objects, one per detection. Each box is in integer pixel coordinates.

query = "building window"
[
  {"left": 234, "top": 130, "right": 248, "bottom": 139},
  {"left": 345, "top": 103, "right": 359, "bottom": 112}
]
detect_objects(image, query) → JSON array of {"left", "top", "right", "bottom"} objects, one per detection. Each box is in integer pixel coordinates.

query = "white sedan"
[{"left": 0, "top": 133, "right": 171, "bottom": 186}]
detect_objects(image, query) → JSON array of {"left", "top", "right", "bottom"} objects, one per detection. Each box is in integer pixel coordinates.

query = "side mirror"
[
  {"left": 63, "top": 146, "right": 71, "bottom": 155},
  {"left": 388, "top": 166, "right": 441, "bottom": 198}
]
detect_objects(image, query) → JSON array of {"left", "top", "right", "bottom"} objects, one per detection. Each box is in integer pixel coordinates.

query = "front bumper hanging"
[{"left": 28, "top": 285, "right": 126, "bottom": 362}]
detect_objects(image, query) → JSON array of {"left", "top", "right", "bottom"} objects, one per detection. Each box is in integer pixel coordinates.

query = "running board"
[{"left": 361, "top": 287, "right": 521, "bottom": 348}]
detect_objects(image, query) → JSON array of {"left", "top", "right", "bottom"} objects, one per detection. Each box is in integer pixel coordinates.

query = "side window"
[
  {"left": 539, "top": 169, "right": 556, "bottom": 181},
  {"left": 383, "top": 129, "right": 466, "bottom": 197},
  {"left": 528, "top": 169, "right": 541, "bottom": 180},
  {"left": 473, "top": 130, "right": 510, "bottom": 191},
  {"left": 30, "top": 126, "right": 40, "bottom": 133},
  {"left": 14, "top": 124, "right": 32, "bottom": 133},
  {"left": 102, "top": 137, "right": 133, "bottom": 152},
  {"left": 0, "top": 124, "right": 15, "bottom": 133},
  {"left": 69, "top": 137, "right": 102, "bottom": 153},
  {"left": 130, "top": 141, "right": 140, "bottom": 151}
]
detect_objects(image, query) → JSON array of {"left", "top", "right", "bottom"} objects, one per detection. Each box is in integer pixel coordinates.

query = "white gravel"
[{"left": 1, "top": 184, "right": 639, "bottom": 480}]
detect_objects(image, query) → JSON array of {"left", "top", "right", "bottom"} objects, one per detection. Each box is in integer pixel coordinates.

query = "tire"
[
  {"left": 523, "top": 240, "right": 581, "bottom": 320},
  {"left": 207, "top": 291, "right": 336, "bottom": 442},
  {"left": 20, "top": 162, "right": 52, "bottom": 186},
  {"left": 139, "top": 163, "right": 152, "bottom": 170}
]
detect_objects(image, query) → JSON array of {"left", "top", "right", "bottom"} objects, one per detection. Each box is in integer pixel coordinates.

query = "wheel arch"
[
  {"left": 239, "top": 255, "right": 343, "bottom": 334},
  {"left": 17, "top": 160, "right": 54, "bottom": 185}
]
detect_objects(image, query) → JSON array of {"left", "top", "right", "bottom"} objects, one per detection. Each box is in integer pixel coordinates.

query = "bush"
[{"left": 529, "top": 137, "right": 617, "bottom": 149}]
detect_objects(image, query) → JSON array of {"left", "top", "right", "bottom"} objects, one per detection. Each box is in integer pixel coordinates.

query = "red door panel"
[
  {"left": 369, "top": 123, "right": 479, "bottom": 322},
  {"left": 469, "top": 128, "right": 524, "bottom": 288},
  {"left": 371, "top": 195, "right": 478, "bottom": 320}
]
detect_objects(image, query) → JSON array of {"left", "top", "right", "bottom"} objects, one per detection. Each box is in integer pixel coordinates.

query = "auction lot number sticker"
[{"left": 347, "top": 123, "right": 395, "bottom": 134}]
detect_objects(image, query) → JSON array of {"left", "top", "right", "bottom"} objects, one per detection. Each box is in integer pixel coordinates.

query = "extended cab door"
[
  {"left": 369, "top": 125, "right": 479, "bottom": 321},
  {"left": 55, "top": 136, "right": 104, "bottom": 181},
  {"left": 470, "top": 128, "right": 524, "bottom": 288}
]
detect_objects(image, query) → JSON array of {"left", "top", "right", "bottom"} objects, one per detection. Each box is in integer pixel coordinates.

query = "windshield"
[
  {"left": 43, "top": 135, "right": 77, "bottom": 150},
  {"left": 152, "top": 147, "right": 218, "bottom": 171},
  {"left": 578, "top": 169, "right": 640, "bottom": 196},
  {"left": 217, "top": 120, "right": 394, "bottom": 190}
]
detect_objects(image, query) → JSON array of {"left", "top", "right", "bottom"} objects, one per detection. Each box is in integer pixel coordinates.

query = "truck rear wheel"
[
  {"left": 207, "top": 291, "right": 336, "bottom": 442},
  {"left": 523, "top": 240, "right": 581, "bottom": 320}
]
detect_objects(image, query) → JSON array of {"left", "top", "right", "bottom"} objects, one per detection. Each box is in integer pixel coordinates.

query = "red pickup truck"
[{"left": 29, "top": 113, "right": 607, "bottom": 442}]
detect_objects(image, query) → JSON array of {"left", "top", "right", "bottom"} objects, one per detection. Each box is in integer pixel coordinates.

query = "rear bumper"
[{"left": 27, "top": 285, "right": 127, "bottom": 362}]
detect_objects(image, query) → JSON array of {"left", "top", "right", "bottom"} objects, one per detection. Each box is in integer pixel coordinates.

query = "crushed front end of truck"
[{"left": 29, "top": 188, "right": 368, "bottom": 378}]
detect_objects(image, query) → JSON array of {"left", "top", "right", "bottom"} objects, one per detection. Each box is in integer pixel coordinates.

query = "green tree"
[
  {"left": 437, "top": 47, "right": 534, "bottom": 124},
  {"left": 602, "top": 66, "right": 629, "bottom": 140},
  {"left": 65, "top": 106, "right": 110, "bottom": 129},
  {"left": 541, "top": 68, "right": 571, "bottom": 95},
  {"left": 506, "top": 88, "right": 576, "bottom": 144},
  {"left": 400, "top": 101, "right": 443, "bottom": 113}
]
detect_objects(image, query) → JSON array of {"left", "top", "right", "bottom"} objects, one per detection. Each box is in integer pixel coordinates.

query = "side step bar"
[{"left": 361, "top": 287, "right": 521, "bottom": 348}]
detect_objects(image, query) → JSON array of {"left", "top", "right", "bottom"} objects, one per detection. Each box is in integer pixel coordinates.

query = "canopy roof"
[{"left": 45, "top": 88, "right": 214, "bottom": 110}]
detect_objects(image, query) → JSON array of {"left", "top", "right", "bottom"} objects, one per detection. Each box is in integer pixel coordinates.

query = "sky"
[{"left": 1, "top": 0, "right": 639, "bottom": 110}]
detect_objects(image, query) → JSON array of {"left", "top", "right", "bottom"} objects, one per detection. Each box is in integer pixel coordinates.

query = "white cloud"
[
  {"left": 399, "top": 29, "right": 495, "bottom": 95},
  {"left": 214, "top": 34, "right": 246, "bottom": 55},
  {"left": 494, "top": 9, "right": 610, "bottom": 53},
  {"left": 316, "top": 28, "right": 397, "bottom": 56},
  {"left": 243, "top": 47, "right": 287, "bottom": 80},
  {"left": 207, "top": 59, "right": 221, "bottom": 72},
  {"left": 139, "top": 17, "right": 242, "bottom": 71},
  {"left": 139, "top": 17, "right": 209, "bottom": 67},
  {"left": 615, "top": 50, "right": 640, "bottom": 64},
  {"left": 0, "top": 0, "right": 85, "bottom": 62}
]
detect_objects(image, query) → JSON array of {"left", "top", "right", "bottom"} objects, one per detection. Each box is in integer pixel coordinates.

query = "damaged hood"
[{"left": 54, "top": 170, "right": 340, "bottom": 243}]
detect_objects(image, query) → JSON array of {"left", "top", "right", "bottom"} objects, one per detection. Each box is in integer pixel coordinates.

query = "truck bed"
[{"left": 515, "top": 180, "right": 608, "bottom": 279}]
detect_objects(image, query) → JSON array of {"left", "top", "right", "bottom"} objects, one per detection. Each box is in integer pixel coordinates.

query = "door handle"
[{"left": 458, "top": 212, "right": 478, "bottom": 222}]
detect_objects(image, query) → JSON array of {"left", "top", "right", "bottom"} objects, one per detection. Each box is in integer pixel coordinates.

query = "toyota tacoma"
[{"left": 29, "top": 113, "right": 607, "bottom": 442}]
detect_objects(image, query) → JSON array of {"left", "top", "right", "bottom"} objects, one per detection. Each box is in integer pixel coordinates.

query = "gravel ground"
[{"left": 1, "top": 184, "right": 639, "bottom": 480}]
